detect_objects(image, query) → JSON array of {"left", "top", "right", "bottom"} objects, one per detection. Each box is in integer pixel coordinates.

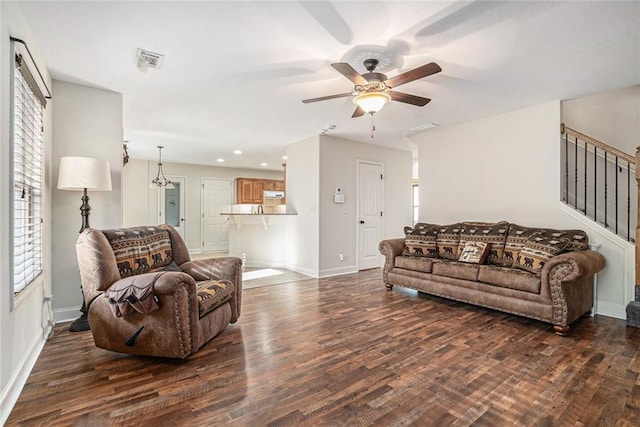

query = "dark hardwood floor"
[{"left": 7, "top": 269, "right": 640, "bottom": 426}]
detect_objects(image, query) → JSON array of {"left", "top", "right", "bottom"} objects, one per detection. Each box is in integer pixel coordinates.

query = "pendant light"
[{"left": 149, "top": 145, "right": 175, "bottom": 189}]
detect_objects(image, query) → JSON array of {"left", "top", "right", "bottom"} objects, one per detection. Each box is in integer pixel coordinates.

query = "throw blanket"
[{"left": 108, "top": 273, "right": 163, "bottom": 317}]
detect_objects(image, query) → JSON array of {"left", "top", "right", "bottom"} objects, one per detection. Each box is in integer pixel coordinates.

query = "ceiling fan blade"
[
  {"left": 384, "top": 62, "right": 442, "bottom": 88},
  {"left": 302, "top": 93, "right": 352, "bottom": 103},
  {"left": 331, "top": 63, "right": 367, "bottom": 85},
  {"left": 352, "top": 106, "right": 365, "bottom": 118},
  {"left": 389, "top": 91, "right": 431, "bottom": 107}
]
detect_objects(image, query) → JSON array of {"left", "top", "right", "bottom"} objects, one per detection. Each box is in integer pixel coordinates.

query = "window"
[
  {"left": 10, "top": 46, "right": 46, "bottom": 301},
  {"left": 413, "top": 183, "right": 419, "bottom": 224}
]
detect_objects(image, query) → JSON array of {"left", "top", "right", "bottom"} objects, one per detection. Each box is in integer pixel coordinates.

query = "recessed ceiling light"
[
  {"left": 260, "top": 162, "right": 268, "bottom": 167},
  {"left": 217, "top": 158, "right": 225, "bottom": 163},
  {"left": 282, "top": 156, "right": 287, "bottom": 160},
  {"left": 233, "top": 150, "right": 242, "bottom": 155}
]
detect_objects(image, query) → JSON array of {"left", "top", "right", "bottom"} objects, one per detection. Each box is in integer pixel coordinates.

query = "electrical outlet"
[{"left": 339, "top": 251, "right": 344, "bottom": 261}]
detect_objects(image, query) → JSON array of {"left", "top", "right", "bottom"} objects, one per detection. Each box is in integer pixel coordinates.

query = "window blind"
[{"left": 12, "top": 54, "right": 44, "bottom": 294}]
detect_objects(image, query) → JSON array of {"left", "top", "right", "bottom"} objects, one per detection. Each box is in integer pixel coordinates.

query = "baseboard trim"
[
  {"left": 54, "top": 306, "right": 81, "bottom": 324},
  {"left": 286, "top": 265, "right": 319, "bottom": 278},
  {"left": 318, "top": 266, "right": 358, "bottom": 278},
  {"left": 0, "top": 333, "right": 46, "bottom": 425},
  {"left": 596, "top": 301, "right": 626, "bottom": 320}
]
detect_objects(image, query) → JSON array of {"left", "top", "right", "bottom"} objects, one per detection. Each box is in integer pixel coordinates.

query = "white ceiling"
[{"left": 19, "top": 1, "right": 640, "bottom": 171}]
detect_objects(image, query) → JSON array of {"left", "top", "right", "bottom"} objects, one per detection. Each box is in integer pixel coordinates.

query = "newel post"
[{"left": 626, "top": 146, "right": 640, "bottom": 326}]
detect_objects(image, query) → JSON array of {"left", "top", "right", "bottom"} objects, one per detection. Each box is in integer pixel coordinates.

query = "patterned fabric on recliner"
[
  {"left": 196, "top": 280, "right": 234, "bottom": 317},
  {"left": 102, "top": 226, "right": 173, "bottom": 278}
]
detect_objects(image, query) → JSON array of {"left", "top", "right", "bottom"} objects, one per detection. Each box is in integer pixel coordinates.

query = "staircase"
[
  {"left": 560, "top": 123, "right": 636, "bottom": 242},
  {"left": 561, "top": 123, "right": 640, "bottom": 325}
]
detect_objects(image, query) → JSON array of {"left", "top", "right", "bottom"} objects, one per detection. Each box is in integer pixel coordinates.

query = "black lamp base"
[{"left": 69, "top": 312, "right": 90, "bottom": 332}]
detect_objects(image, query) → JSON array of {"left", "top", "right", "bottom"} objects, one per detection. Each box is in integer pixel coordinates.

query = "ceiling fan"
[{"left": 302, "top": 58, "right": 442, "bottom": 118}]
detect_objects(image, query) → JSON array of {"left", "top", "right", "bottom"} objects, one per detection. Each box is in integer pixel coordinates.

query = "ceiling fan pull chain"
[{"left": 371, "top": 113, "right": 375, "bottom": 140}]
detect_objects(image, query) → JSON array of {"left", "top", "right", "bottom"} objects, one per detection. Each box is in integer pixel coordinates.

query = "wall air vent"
[{"left": 136, "top": 48, "right": 164, "bottom": 73}]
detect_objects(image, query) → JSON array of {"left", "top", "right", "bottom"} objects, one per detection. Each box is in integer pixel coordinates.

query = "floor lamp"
[{"left": 57, "top": 156, "right": 112, "bottom": 332}]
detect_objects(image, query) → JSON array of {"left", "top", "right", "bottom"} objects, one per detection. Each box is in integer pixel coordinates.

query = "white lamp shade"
[
  {"left": 353, "top": 92, "right": 391, "bottom": 113},
  {"left": 57, "top": 156, "right": 112, "bottom": 191}
]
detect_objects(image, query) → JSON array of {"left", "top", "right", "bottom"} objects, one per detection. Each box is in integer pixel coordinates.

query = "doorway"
[
  {"left": 159, "top": 176, "right": 186, "bottom": 239},
  {"left": 357, "top": 160, "right": 383, "bottom": 270},
  {"left": 201, "top": 178, "right": 232, "bottom": 252}
]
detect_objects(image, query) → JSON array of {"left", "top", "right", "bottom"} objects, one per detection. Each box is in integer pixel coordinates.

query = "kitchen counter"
[
  {"left": 219, "top": 212, "right": 297, "bottom": 216},
  {"left": 220, "top": 211, "right": 296, "bottom": 231}
]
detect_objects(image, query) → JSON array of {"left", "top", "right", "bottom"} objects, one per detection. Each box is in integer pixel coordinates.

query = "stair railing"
[{"left": 560, "top": 123, "right": 636, "bottom": 243}]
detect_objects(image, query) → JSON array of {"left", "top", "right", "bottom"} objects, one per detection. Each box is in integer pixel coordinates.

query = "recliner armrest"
[{"left": 180, "top": 257, "right": 243, "bottom": 321}]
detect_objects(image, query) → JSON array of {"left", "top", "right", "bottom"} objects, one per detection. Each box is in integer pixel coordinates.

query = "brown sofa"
[
  {"left": 75, "top": 224, "right": 242, "bottom": 358},
  {"left": 379, "top": 221, "right": 606, "bottom": 335}
]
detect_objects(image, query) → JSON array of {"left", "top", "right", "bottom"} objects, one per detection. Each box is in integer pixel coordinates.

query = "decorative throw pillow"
[
  {"left": 458, "top": 221, "right": 509, "bottom": 265},
  {"left": 436, "top": 223, "right": 462, "bottom": 260},
  {"left": 403, "top": 223, "right": 439, "bottom": 258},
  {"left": 536, "top": 228, "right": 589, "bottom": 252},
  {"left": 501, "top": 224, "right": 543, "bottom": 268},
  {"left": 513, "top": 235, "right": 569, "bottom": 273},
  {"left": 458, "top": 241, "right": 492, "bottom": 264}
]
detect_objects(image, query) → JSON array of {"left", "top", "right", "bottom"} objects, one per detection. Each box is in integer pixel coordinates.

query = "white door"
[
  {"left": 202, "top": 178, "right": 232, "bottom": 252},
  {"left": 357, "top": 161, "right": 383, "bottom": 270},
  {"left": 159, "top": 176, "right": 186, "bottom": 238}
]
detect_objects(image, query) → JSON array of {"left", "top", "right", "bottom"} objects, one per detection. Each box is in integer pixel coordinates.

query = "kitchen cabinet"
[{"left": 236, "top": 178, "right": 284, "bottom": 204}]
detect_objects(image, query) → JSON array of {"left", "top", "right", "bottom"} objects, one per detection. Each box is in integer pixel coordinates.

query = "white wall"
[
  {"left": 51, "top": 81, "right": 123, "bottom": 322},
  {"left": 285, "top": 135, "right": 320, "bottom": 276},
  {"left": 412, "top": 101, "right": 633, "bottom": 319},
  {"left": 0, "top": 3, "right": 53, "bottom": 423},
  {"left": 283, "top": 134, "right": 412, "bottom": 278},
  {"left": 122, "top": 159, "right": 284, "bottom": 252},
  {"left": 318, "top": 135, "right": 412, "bottom": 277},
  {"left": 563, "top": 84, "right": 640, "bottom": 156}
]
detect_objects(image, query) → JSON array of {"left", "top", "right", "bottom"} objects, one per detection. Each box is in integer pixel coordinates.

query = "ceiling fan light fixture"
[{"left": 353, "top": 92, "right": 391, "bottom": 114}]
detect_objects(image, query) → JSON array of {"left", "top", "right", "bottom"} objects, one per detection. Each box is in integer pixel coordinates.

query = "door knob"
[{"left": 359, "top": 220, "right": 365, "bottom": 224}]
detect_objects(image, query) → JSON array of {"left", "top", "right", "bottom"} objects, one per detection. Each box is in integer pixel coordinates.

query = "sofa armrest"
[
  {"left": 541, "top": 250, "right": 606, "bottom": 327},
  {"left": 542, "top": 250, "right": 606, "bottom": 282},
  {"left": 378, "top": 238, "right": 405, "bottom": 285},
  {"left": 179, "top": 257, "right": 243, "bottom": 322}
]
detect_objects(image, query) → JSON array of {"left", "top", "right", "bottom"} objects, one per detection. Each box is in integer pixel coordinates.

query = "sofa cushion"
[
  {"left": 403, "top": 223, "right": 439, "bottom": 258},
  {"left": 432, "top": 260, "right": 479, "bottom": 281},
  {"left": 436, "top": 223, "right": 462, "bottom": 260},
  {"left": 458, "top": 241, "right": 491, "bottom": 264},
  {"left": 395, "top": 256, "right": 434, "bottom": 273},
  {"left": 196, "top": 280, "right": 234, "bottom": 318},
  {"left": 102, "top": 226, "right": 174, "bottom": 279},
  {"left": 500, "top": 224, "right": 543, "bottom": 267},
  {"left": 513, "top": 235, "right": 569, "bottom": 273},
  {"left": 477, "top": 265, "right": 541, "bottom": 294},
  {"left": 458, "top": 221, "right": 509, "bottom": 265}
]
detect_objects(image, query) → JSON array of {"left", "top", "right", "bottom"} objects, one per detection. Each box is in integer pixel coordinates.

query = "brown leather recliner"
[{"left": 75, "top": 224, "right": 242, "bottom": 358}]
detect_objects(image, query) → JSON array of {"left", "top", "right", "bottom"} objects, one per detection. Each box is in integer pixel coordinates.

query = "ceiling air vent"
[{"left": 136, "top": 48, "right": 164, "bottom": 73}]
